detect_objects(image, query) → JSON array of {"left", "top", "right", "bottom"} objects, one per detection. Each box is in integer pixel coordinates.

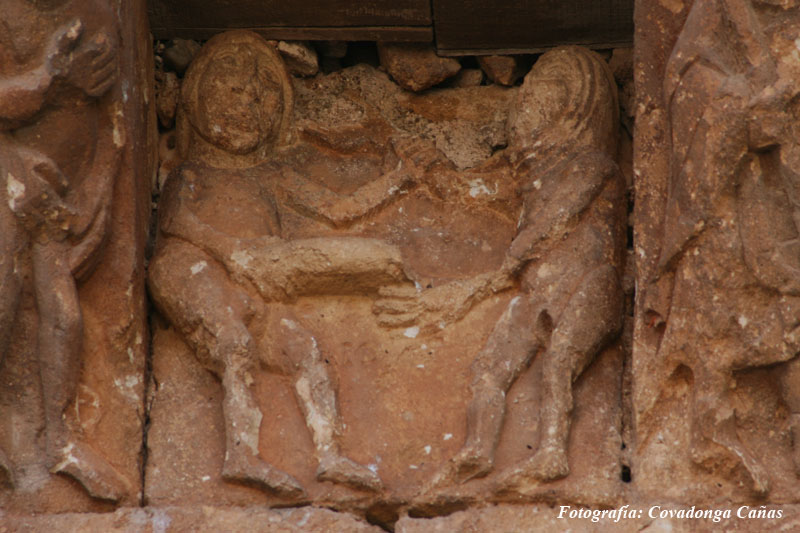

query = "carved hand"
[
  {"left": 391, "top": 137, "right": 442, "bottom": 180},
  {"left": 8, "top": 152, "right": 75, "bottom": 230},
  {"left": 67, "top": 31, "right": 118, "bottom": 98},
  {"left": 373, "top": 273, "right": 500, "bottom": 332}
]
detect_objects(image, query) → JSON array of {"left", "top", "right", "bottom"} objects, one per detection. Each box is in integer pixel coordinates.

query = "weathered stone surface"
[
  {"left": 396, "top": 504, "right": 799, "bottom": 533},
  {"left": 0, "top": 0, "right": 154, "bottom": 512},
  {"left": 448, "top": 68, "right": 484, "bottom": 88},
  {"left": 0, "top": 506, "right": 383, "bottom": 532},
  {"left": 633, "top": 0, "right": 800, "bottom": 503},
  {"left": 156, "top": 71, "right": 180, "bottom": 128},
  {"left": 145, "top": 33, "right": 626, "bottom": 518},
  {"left": 377, "top": 43, "right": 461, "bottom": 92},
  {"left": 477, "top": 55, "right": 524, "bottom": 86},
  {"left": 608, "top": 47, "right": 634, "bottom": 129},
  {"left": 277, "top": 41, "right": 319, "bottom": 77},
  {"left": 293, "top": 64, "right": 514, "bottom": 169}
]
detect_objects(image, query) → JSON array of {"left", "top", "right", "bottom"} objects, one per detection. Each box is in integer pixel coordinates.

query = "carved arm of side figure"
[
  {"left": 278, "top": 137, "right": 441, "bottom": 228},
  {"left": 372, "top": 150, "right": 614, "bottom": 331},
  {"left": 160, "top": 171, "right": 408, "bottom": 303},
  {"left": 0, "top": 19, "right": 86, "bottom": 130}
]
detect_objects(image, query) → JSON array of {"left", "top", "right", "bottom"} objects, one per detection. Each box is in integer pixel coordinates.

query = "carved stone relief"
[
  {"left": 0, "top": 0, "right": 152, "bottom": 512},
  {"left": 634, "top": 0, "right": 800, "bottom": 502},
  {"left": 146, "top": 30, "right": 627, "bottom": 519}
]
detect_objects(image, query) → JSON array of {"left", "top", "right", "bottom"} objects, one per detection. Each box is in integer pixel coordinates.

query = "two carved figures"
[{"left": 147, "top": 31, "right": 625, "bottom": 500}]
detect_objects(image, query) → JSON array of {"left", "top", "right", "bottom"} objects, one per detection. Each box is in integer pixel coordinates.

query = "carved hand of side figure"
[
  {"left": 8, "top": 149, "right": 75, "bottom": 233},
  {"left": 67, "top": 30, "right": 118, "bottom": 98},
  {"left": 390, "top": 136, "right": 442, "bottom": 184}
]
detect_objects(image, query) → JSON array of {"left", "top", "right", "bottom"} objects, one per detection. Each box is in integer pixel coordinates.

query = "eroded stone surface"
[
  {"left": 145, "top": 31, "right": 626, "bottom": 517},
  {"left": 634, "top": 0, "right": 800, "bottom": 502},
  {"left": 477, "top": 55, "right": 524, "bottom": 86},
  {"left": 377, "top": 43, "right": 461, "bottom": 92},
  {"left": 0, "top": 506, "right": 383, "bottom": 532},
  {"left": 0, "top": 0, "right": 153, "bottom": 512}
]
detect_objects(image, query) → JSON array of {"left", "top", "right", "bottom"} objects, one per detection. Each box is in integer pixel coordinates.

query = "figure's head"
[
  {"left": 178, "top": 31, "right": 293, "bottom": 165},
  {"left": 507, "top": 46, "right": 618, "bottom": 158}
]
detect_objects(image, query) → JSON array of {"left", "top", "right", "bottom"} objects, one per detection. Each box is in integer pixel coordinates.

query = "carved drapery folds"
[{"left": 634, "top": 0, "right": 800, "bottom": 501}]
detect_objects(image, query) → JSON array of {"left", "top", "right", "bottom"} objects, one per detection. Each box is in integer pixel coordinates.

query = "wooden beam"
[
  {"left": 150, "top": 25, "right": 433, "bottom": 42},
  {"left": 433, "top": 0, "right": 633, "bottom": 52}
]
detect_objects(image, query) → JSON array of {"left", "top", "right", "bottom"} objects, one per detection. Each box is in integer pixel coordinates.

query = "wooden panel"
[
  {"left": 149, "top": 0, "right": 431, "bottom": 40},
  {"left": 433, "top": 0, "right": 633, "bottom": 53},
  {"left": 152, "top": 25, "right": 433, "bottom": 42}
]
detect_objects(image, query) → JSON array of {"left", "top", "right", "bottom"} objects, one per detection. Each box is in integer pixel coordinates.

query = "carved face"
[
  {"left": 507, "top": 47, "right": 617, "bottom": 158},
  {"left": 194, "top": 46, "right": 283, "bottom": 155},
  {"left": 507, "top": 74, "right": 569, "bottom": 149}
]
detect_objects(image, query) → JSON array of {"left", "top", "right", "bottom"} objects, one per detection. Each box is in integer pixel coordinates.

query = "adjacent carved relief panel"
[
  {"left": 634, "top": 0, "right": 800, "bottom": 502},
  {"left": 0, "top": 0, "right": 153, "bottom": 512},
  {"left": 146, "top": 30, "right": 628, "bottom": 517}
]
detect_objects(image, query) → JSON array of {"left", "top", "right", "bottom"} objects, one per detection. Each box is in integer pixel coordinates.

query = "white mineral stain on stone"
[
  {"left": 281, "top": 318, "right": 298, "bottom": 330},
  {"left": 424, "top": 445, "right": 431, "bottom": 455},
  {"left": 201, "top": 475, "right": 210, "bottom": 482},
  {"left": 6, "top": 173, "right": 25, "bottom": 211},
  {"left": 738, "top": 316, "right": 749, "bottom": 327},
  {"left": 443, "top": 433, "right": 453, "bottom": 441},
  {"left": 404, "top": 326, "right": 420, "bottom": 338},
  {"left": 114, "top": 374, "right": 141, "bottom": 404},
  {"left": 537, "top": 263, "right": 553, "bottom": 278},
  {"left": 231, "top": 249, "right": 253, "bottom": 268},
  {"left": 468, "top": 178, "right": 495, "bottom": 198},
  {"left": 368, "top": 463, "right": 379, "bottom": 473},
  {"left": 190, "top": 260, "right": 207, "bottom": 275},
  {"left": 127, "top": 347, "right": 135, "bottom": 364}
]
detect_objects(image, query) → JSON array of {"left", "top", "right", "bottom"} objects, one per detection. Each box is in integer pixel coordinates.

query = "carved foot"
[
  {"left": 495, "top": 445, "right": 569, "bottom": 492},
  {"left": 0, "top": 447, "right": 14, "bottom": 488},
  {"left": 429, "top": 444, "right": 494, "bottom": 489},
  {"left": 51, "top": 442, "right": 131, "bottom": 502},
  {"left": 527, "top": 445, "right": 569, "bottom": 481},
  {"left": 690, "top": 442, "right": 770, "bottom": 497},
  {"left": 222, "top": 453, "right": 306, "bottom": 498},
  {"left": 317, "top": 455, "right": 382, "bottom": 492},
  {"left": 741, "top": 457, "right": 770, "bottom": 497}
]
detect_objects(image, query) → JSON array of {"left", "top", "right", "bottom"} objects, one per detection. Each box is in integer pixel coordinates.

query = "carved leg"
[
  {"left": 0, "top": 206, "right": 23, "bottom": 487},
  {"left": 432, "top": 294, "right": 540, "bottom": 487},
  {"left": 32, "top": 241, "right": 130, "bottom": 501},
  {"left": 502, "top": 265, "right": 622, "bottom": 485},
  {"left": 217, "top": 325, "right": 305, "bottom": 498},
  {"left": 148, "top": 243, "right": 304, "bottom": 498},
  {"left": 279, "top": 318, "right": 381, "bottom": 492},
  {"left": 692, "top": 366, "right": 769, "bottom": 496}
]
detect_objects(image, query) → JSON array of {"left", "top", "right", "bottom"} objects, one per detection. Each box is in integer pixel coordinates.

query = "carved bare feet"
[
  {"left": 317, "top": 455, "right": 382, "bottom": 492},
  {"left": 690, "top": 442, "right": 770, "bottom": 497},
  {"left": 526, "top": 445, "right": 569, "bottom": 481},
  {"left": 495, "top": 445, "right": 569, "bottom": 492},
  {"left": 430, "top": 444, "right": 494, "bottom": 489},
  {"left": 222, "top": 452, "right": 305, "bottom": 498},
  {"left": 51, "top": 442, "right": 131, "bottom": 502}
]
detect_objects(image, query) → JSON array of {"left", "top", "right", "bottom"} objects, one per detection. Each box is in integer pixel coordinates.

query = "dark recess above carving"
[{"left": 148, "top": 0, "right": 633, "bottom": 53}]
